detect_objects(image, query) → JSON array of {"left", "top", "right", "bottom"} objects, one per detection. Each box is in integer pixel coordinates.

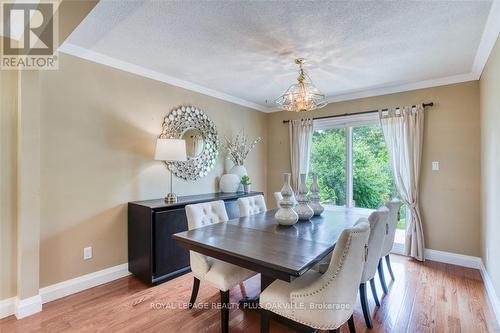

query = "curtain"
[
  {"left": 379, "top": 105, "right": 425, "bottom": 261},
  {"left": 289, "top": 118, "right": 313, "bottom": 193}
]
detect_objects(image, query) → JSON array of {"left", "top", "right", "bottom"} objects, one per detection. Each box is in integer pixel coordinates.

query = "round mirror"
[
  {"left": 182, "top": 128, "right": 205, "bottom": 158},
  {"left": 160, "top": 105, "right": 219, "bottom": 181}
]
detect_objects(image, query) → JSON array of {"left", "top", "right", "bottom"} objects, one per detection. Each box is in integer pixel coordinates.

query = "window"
[{"left": 309, "top": 113, "right": 405, "bottom": 244}]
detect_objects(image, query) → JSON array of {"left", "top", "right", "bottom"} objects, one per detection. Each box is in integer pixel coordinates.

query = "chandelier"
[{"left": 275, "top": 58, "right": 327, "bottom": 112}]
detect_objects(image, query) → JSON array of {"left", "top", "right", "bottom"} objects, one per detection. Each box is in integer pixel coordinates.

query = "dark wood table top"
[{"left": 173, "top": 206, "right": 373, "bottom": 282}]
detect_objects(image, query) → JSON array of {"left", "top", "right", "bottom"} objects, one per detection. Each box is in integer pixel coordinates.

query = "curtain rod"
[{"left": 282, "top": 102, "right": 434, "bottom": 124}]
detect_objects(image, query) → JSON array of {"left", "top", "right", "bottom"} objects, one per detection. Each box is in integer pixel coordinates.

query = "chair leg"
[
  {"left": 188, "top": 277, "right": 200, "bottom": 309},
  {"left": 359, "top": 282, "right": 373, "bottom": 329},
  {"left": 348, "top": 314, "right": 356, "bottom": 333},
  {"left": 378, "top": 258, "right": 388, "bottom": 294},
  {"left": 385, "top": 254, "right": 395, "bottom": 280},
  {"left": 260, "top": 309, "right": 271, "bottom": 333},
  {"left": 220, "top": 290, "right": 230, "bottom": 333},
  {"left": 369, "top": 278, "right": 380, "bottom": 307}
]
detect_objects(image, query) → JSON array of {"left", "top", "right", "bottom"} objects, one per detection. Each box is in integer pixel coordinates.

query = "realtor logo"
[{"left": 1, "top": 1, "right": 58, "bottom": 69}]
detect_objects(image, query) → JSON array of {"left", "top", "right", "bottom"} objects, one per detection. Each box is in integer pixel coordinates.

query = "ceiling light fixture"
[{"left": 275, "top": 58, "right": 327, "bottom": 112}]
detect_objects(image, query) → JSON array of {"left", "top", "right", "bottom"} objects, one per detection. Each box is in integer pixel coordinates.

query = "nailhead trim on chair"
[{"left": 264, "top": 228, "right": 368, "bottom": 330}]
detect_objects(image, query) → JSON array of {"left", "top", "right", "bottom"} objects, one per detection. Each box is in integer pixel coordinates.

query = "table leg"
[{"left": 238, "top": 274, "right": 275, "bottom": 309}]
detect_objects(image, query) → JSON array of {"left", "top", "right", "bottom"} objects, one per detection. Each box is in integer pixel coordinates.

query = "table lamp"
[{"left": 155, "top": 138, "right": 187, "bottom": 203}]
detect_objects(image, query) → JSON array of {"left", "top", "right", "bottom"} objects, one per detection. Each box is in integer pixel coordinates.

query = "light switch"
[
  {"left": 432, "top": 161, "right": 440, "bottom": 171},
  {"left": 84, "top": 246, "right": 92, "bottom": 260}
]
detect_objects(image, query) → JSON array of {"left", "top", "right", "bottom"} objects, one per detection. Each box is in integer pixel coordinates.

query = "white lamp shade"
[{"left": 154, "top": 139, "right": 187, "bottom": 161}]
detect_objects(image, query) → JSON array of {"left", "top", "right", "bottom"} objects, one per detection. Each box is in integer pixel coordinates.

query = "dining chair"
[
  {"left": 238, "top": 194, "right": 267, "bottom": 217},
  {"left": 185, "top": 200, "right": 257, "bottom": 333},
  {"left": 356, "top": 207, "right": 389, "bottom": 328},
  {"left": 378, "top": 199, "right": 401, "bottom": 294},
  {"left": 317, "top": 207, "right": 388, "bottom": 328},
  {"left": 259, "top": 220, "right": 371, "bottom": 333}
]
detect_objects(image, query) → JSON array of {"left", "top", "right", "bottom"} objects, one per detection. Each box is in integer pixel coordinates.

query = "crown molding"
[
  {"left": 267, "top": 72, "right": 476, "bottom": 113},
  {"left": 326, "top": 72, "right": 476, "bottom": 105},
  {"left": 472, "top": 0, "right": 500, "bottom": 79},
  {"left": 60, "top": 0, "right": 499, "bottom": 116},
  {"left": 58, "top": 43, "right": 270, "bottom": 113}
]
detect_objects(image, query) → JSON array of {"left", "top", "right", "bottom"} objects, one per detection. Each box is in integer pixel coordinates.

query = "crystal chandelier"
[{"left": 275, "top": 58, "right": 327, "bottom": 112}]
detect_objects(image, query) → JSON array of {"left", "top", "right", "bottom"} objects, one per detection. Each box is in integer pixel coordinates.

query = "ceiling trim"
[
  {"left": 471, "top": 0, "right": 500, "bottom": 79},
  {"left": 60, "top": 0, "right": 499, "bottom": 116},
  {"left": 326, "top": 73, "right": 476, "bottom": 105},
  {"left": 57, "top": 42, "right": 270, "bottom": 112},
  {"left": 266, "top": 72, "right": 476, "bottom": 113}
]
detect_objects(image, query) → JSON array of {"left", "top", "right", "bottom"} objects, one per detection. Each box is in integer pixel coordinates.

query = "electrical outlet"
[
  {"left": 83, "top": 246, "right": 92, "bottom": 260},
  {"left": 432, "top": 161, "right": 440, "bottom": 171}
]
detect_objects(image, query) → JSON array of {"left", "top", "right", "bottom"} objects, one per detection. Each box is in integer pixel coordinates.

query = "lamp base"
[{"left": 165, "top": 193, "right": 178, "bottom": 203}]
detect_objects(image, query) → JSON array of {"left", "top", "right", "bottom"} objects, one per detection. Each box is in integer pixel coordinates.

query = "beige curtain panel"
[
  {"left": 288, "top": 118, "right": 313, "bottom": 193},
  {"left": 380, "top": 105, "right": 425, "bottom": 261}
]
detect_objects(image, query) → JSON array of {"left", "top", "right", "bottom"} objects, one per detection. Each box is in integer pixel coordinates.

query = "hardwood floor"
[{"left": 1, "top": 255, "right": 498, "bottom": 333}]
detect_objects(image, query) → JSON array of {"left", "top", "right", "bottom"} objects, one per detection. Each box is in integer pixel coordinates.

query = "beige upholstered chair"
[
  {"left": 238, "top": 195, "right": 267, "bottom": 217},
  {"left": 356, "top": 207, "right": 390, "bottom": 328},
  {"left": 378, "top": 199, "right": 402, "bottom": 293},
  {"left": 259, "top": 221, "right": 371, "bottom": 333},
  {"left": 317, "top": 207, "right": 389, "bottom": 328},
  {"left": 185, "top": 200, "right": 256, "bottom": 333}
]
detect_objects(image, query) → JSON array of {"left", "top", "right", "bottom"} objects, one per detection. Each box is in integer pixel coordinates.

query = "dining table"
[{"left": 172, "top": 206, "right": 373, "bottom": 332}]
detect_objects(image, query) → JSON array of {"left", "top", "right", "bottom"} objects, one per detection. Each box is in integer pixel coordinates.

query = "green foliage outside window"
[{"left": 309, "top": 125, "right": 402, "bottom": 215}]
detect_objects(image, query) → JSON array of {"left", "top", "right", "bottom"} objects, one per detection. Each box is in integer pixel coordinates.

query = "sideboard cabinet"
[{"left": 128, "top": 192, "right": 263, "bottom": 285}]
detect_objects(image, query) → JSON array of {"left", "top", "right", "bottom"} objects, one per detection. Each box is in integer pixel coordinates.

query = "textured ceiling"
[{"left": 63, "top": 0, "right": 492, "bottom": 110}]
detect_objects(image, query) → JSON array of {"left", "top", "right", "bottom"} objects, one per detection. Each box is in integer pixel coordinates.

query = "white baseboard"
[
  {"left": 15, "top": 295, "right": 42, "bottom": 319},
  {"left": 0, "top": 297, "right": 16, "bottom": 319},
  {"left": 39, "top": 263, "right": 130, "bottom": 304},
  {"left": 423, "top": 248, "right": 482, "bottom": 269},
  {"left": 480, "top": 262, "right": 500, "bottom": 329},
  {"left": 0, "top": 263, "right": 130, "bottom": 320},
  {"left": 391, "top": 245, "right": 482, "bottom": 269}
]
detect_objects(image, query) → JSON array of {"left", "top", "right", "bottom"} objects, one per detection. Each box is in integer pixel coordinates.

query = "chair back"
[
  {"left": 185, "top": 201, "right": 228, "bottom": 278},
  {"left": 238, "top": 195, "right": 267, "bottom": 217},
  {"left": 359, "top": 207, "right": 389, "bottom": 282},
  {"left": 273, "top": 192, "right": 283, "bottom": 208},
  {"left": 291, "top": 221, "right": 370, "bottom": 329},
  {"left": 381, "top": 199, "right": 402, "bottom": 256},
  {"left": 185, "top": 200, "right": 228, "bottom": 230}
]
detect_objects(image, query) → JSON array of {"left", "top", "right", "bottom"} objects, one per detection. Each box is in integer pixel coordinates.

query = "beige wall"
[
  {"left": 0, "top": 66, "right": 18, "bottom": 299},
  {"left": 268, "top": 81, "right": 481, "bottom": 256},
  {"left": 38, "top": 54, "right": 268, "bottom": 287},
  {"left": 480, "top": 37, "right": 500, "bottom": 307}
]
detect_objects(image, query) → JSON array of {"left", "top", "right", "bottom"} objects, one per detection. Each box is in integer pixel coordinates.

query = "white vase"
[
  {"left": 274, "top": 173, "right": 298, "bottom": 226},
  {"left": 309, "top": 174, "right": 324, "bottom": 216},
  {"left": 294, "top": 173, "right": 314, "bottom": 221},
  {"left": 229, "top": 165, "right": 247, "bottom": 192},
  {"left": 219, "top": 174, "right": 240, "bottom": 193},
  {"left": 229, "top": 165, "right": 248, "bottom": 179}
]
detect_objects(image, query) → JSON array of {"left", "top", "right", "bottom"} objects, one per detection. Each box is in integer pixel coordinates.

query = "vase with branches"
[
  {"left": 224, "top": 133, "right": 262, "bottom": 183},
  {"left": 224, "top": 133, "right": 262, "bottom": 166}
]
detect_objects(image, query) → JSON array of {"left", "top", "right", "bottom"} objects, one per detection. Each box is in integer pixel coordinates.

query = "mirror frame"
[{"left": 159, "top": 105, "right": 219, "bottom": 181}]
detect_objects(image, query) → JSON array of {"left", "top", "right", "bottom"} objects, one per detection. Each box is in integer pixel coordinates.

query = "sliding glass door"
[
  {"left": 309, "top": 113, "right": 405, "bottom": 244},
  {"left": 309, "top": 128, "right": 346, "bottom": 206}
]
